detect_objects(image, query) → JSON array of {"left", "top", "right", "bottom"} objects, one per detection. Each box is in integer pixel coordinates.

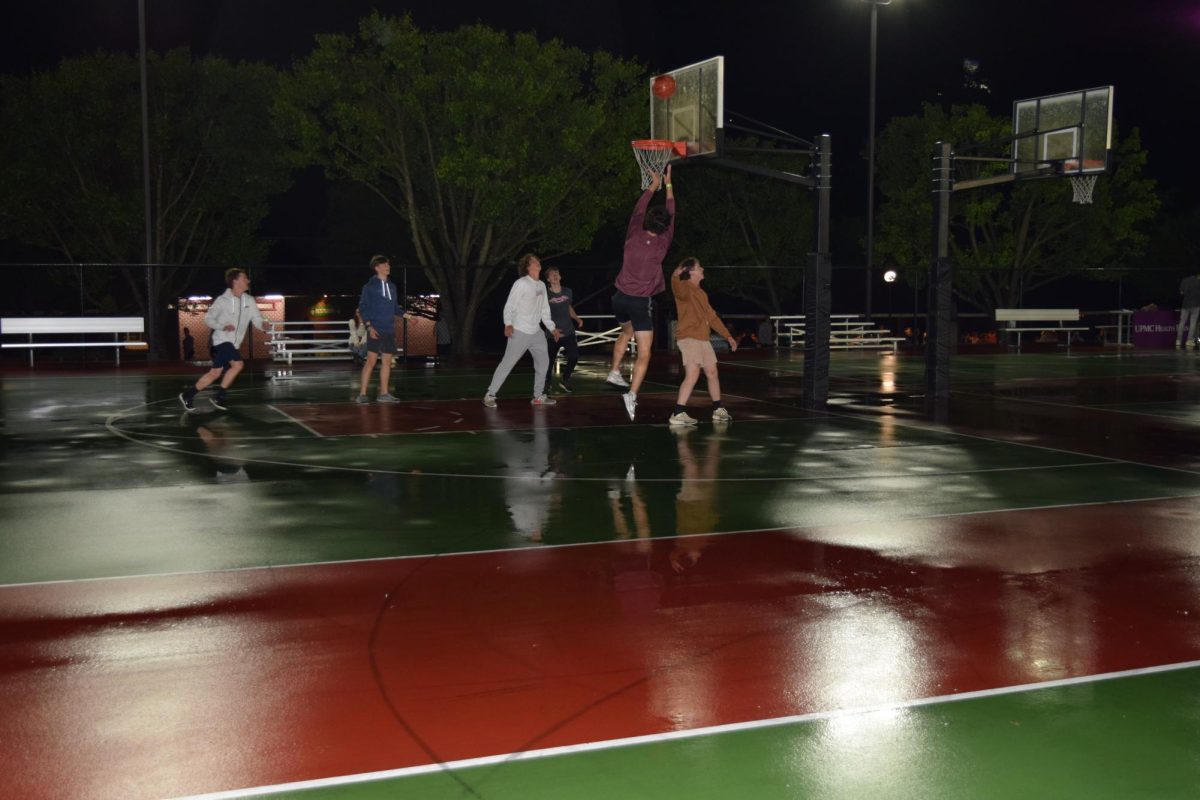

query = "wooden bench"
[
  {"left": 1, "top": 317, "right": 146, "bottom": 366},
  {"left": 995, "top": 308, "right": 1088, "bottom": 353}
]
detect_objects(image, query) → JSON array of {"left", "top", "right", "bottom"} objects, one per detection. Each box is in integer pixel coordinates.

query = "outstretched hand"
[{"left": 648, "top": 171, "right": 662, "bottom": 193}]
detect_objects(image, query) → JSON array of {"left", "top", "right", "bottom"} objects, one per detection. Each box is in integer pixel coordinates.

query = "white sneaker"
[
  {"left": 606, "top": 371, "right": 630, "bottom": 388},
  {"left": 531, "top": 394, "right": 557, "bottom": 406},
  {"left": 668, "top": 411, "right": 698, "bottom": 426},
  {"left": 712, "top": 407, "right": 733, "bottom": 422},
  {"left": 622, "top": 392, "right": 637, "bottom": 421},
  {"left": 482, "top": 393, "right": 497, "bottom": 407}
]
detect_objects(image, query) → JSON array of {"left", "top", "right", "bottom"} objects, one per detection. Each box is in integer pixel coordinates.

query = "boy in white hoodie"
[
  {"left": 483, "top": 254, "right": 561, "bottom": 407},
  {"left": 180, "top": 268, "right": 271, "bottom": 411}
]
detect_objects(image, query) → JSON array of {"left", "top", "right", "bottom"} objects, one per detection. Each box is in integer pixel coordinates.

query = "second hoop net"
[
  {"left": 1070, "top": 174, "right": 1098, "bottom": 205},
  {"left": 631, "top": 140, "right": 686, "bottom": 190}
]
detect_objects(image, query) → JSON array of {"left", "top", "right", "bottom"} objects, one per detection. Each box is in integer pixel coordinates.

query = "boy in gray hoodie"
[{"left": 180, "top": 268, "right": 270, "bottom": 411}]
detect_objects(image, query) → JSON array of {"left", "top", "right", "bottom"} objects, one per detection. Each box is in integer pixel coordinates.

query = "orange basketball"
[{"left": 652, "top": 74, "right": 676, "bottom": 100}]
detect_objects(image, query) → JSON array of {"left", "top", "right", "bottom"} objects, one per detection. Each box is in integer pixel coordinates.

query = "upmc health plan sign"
[{"left": 1131, "top": 310, "right": 1177, "bottom": 348}]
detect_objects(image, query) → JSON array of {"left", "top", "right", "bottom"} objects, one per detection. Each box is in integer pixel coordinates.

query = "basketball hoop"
[
  {"left": 1070, "top": 174, "right": 1097, "bottom": 204},
  {"left": 631, "top": 139, "right": 685, "bottom": 190}
]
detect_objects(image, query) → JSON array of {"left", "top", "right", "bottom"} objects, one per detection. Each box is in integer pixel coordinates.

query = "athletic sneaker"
[
  {"left": 482, "top": 393, "right": 497, "bottom": 408},
  {"left": 557, "top": 379, "right": 574, "bottom": 393},
  {"left": 356, "top": 394, "right": 370, "bottom": 404},
  {"left": 668, "top": 411, "right": 698, "bottom": 426},
  {"left": 531, "top": 394, "right": 557, "bottom": 406},
  {"left": 211, "top": 388, "right": 229, "bottom": 411},
  {"left": 712, "top": 407, "right": 733, "bottom": 422},
  {"left": 606, "top": 371, "right": 630, "bottom": 389},
  {"left": 377, "top": 393, "right": 399, "bottom": 403},
  {"left": 179, "top": 387, "right": 197, "bottom": 412},
  {"left": 622, "top": 392, "right": 637, "bottom": 421}
]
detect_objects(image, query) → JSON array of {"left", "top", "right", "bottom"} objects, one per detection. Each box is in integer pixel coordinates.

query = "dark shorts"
[
  {"left": 612, "top": 291, "right": 655, "bottom": 332},
  {"left": 211, "top": 342, "right": 243, "bottom": 369},
  {"left": 366, "top": 329, "right": 397, "bottom": 355}
]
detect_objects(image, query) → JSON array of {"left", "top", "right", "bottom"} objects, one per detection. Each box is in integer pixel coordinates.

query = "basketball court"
[
  {"left": 3, "top": 345, "right": 1200, "bottom": 799},
  {"left": 4, "top": 52, "right": 1197, "bottom": 800}
]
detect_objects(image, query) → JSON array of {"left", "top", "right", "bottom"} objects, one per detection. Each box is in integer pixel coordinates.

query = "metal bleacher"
[{"left": 773, "top": 314, "right": 906, "bottom": 353}]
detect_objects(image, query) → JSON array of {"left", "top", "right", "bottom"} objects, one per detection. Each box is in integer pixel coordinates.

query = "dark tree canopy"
[{"left": 277, "top": 14, "right": 645, "bottom": 352}]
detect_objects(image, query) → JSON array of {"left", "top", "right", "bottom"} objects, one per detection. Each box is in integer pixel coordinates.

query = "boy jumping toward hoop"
[
  {"left": 668, "top": 257, "right": 736, "bottom": 426},
  {"left": 608, "top": 164, "right": 675, "bottom": 421},
  {"left": 180, "top": 268, "right": 270, "bottom": 412}
]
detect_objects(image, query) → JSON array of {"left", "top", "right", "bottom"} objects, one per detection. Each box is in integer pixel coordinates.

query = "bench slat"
[
  {"left": 1, "top": 317, "right": 145, "bottom": 335},
  {"left": 995, "top": 308, "right": 1079, "bottom": 322}
]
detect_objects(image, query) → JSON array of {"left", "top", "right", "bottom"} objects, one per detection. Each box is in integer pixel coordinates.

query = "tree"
[
  {"left": 0, "top": 50, "right": 293, "bottom": 334},
  {"left": 277, "top": 14, "right": 644, "bottom": 353},
  {"left": 673, "top": 139, "right": 814, "bottom": 315},
  {"left": 874, "top": 102, "right": 1159, "bottom": 312}
]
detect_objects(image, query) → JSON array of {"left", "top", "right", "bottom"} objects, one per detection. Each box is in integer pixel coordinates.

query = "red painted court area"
[{"left": 5, "top": 496, "right": 1200, "bottom": 800}]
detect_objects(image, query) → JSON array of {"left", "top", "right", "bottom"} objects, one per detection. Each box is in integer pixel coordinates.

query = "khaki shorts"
[{"left": 677, "top": 337, "right": 717, "bottom": 367}]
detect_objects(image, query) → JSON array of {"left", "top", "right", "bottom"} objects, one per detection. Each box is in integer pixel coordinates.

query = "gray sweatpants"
[
  {"left": 487, "top": 329, "right": 549, "bottom": 398},
  {"left": 1178, "top": 307, "right": 1199, "bottom": 345}
]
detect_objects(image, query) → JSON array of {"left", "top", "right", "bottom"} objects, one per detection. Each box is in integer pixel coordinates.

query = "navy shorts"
[
  {"left": 366, "top": 329, "right": 397, "bottom": 354},
  {"left": 612, "top": 291, "right": 655, "bottom": 332},
  {"left": 211, "top": 342, "right": 243, "bottom": 369}
]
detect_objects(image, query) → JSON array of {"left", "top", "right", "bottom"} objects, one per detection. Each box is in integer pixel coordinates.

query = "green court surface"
[
  {"left": 3, "top": 348, "right": 1200, "bottom": 800},
  {"left": 269, "top": 666, "right": 1200, "bottom": 800}
]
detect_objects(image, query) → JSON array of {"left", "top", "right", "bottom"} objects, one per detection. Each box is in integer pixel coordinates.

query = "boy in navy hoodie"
[{"left": 357, "top": 255, "right": 411, "bottom": 403}]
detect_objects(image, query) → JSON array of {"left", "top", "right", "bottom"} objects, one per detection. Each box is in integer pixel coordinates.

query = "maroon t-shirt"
[{"left": 614, "top": 189, "right": 675, "bottom": 297}]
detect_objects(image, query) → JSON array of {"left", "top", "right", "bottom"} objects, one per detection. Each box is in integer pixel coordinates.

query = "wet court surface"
[{"left": 2, "top": 349, "right": 1200, "bottom": 798}]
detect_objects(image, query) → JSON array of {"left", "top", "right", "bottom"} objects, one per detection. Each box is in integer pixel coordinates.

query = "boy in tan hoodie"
[{"left": 669, "top": 257, "right": 737, "bottom": 426}]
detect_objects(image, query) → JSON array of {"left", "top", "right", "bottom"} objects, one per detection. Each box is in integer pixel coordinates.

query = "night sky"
[{"left": 2, "top": 1, "right": 1197, "bottom": 258}]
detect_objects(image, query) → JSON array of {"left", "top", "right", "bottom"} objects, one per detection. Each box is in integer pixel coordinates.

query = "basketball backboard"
[
  {"left": 1012, "top": 86, "right": 1113, "bottom": 176},
  {"left": 650, "top": 56, "right": 724, "bottom": 158}
]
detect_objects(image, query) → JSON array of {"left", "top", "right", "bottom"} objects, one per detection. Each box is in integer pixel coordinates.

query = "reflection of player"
[
  {"left": 670, "top": 427, "right": 719, "bottom": 573},
  {"left": 608, "top": 465, "right": 664, "bottom": 615},
  {"left": 493, "top": 423, "right": 555, "bottom": 544},
  {"left": 182, "top": 413, "right": 249, "bottom": 483}
]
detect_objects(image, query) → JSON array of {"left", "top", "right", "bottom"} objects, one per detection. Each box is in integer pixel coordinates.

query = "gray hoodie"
[{"left": 205, "top": 289, "right": 266, "bottom": 348}]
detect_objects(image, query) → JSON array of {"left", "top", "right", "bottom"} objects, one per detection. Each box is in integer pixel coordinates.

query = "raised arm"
[{"left": 625, "top": 188, "right": 655, "bottom": 239}]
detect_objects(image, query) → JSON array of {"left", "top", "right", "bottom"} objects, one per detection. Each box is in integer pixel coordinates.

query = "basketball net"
[
  {"left": 631, "top": 140, "right": 679, "bottom": 190},
  {"left": 1070, "top": 174, "right": 1097, "bottom": 204}
]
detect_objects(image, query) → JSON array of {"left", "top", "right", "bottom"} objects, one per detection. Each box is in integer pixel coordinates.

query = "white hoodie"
[{"left": 205, "top": 289, "right": 266, "bottom": 348}]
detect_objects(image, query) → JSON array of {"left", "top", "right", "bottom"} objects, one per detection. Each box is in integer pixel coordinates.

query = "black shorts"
[
  {"left": 211, "top": 342, "right": 243, "bottom": 369},
  {"left": 612, "top": 291, "right": 655, "bottom": 332},
  {"left": 366, "top": 329, "right": 397, "bottom": 354}
]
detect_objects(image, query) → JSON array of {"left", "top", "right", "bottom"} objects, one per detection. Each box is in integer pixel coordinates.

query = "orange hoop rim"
[{"left": 631, "top": 139, "right": 687, "bottom": 157}]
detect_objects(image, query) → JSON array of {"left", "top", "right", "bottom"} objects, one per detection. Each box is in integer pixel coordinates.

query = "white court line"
[
  {"left": 265, "top": 404, "right": 323, "bottom": 438},
  {"left": 8, "top": 489, "right": 1200, "bottom": 590},
  {"left": 167, "top": 658, "right": 1200, "bottom": 800}
]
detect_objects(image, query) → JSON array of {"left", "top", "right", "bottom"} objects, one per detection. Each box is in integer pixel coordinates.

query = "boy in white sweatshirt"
[
  {"left": 483, "top": 254, "right": 561, "bottom": 407},
  {"left": 180, "top": 268, "right": 271, "bottom": 411}
]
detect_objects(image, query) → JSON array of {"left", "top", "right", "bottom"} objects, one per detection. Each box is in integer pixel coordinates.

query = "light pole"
[{"left": 863, "top": 0, "right": 891, "bottom": 323}]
